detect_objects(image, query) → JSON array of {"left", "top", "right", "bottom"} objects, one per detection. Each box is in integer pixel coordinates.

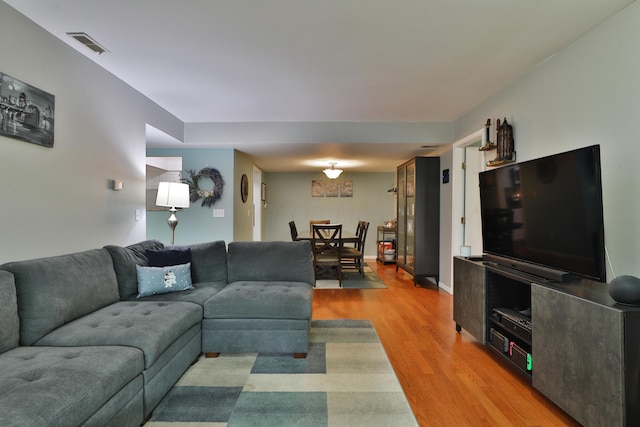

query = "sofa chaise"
[{"left": 0, "top": 239, "right": 314, "bottom": 427}]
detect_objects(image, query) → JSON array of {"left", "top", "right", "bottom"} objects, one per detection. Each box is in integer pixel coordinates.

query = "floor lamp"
[{"left": 155, "top": 182, "right": 190, "bottom": 244}]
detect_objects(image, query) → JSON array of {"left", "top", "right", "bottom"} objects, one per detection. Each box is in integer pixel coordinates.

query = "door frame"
[
  {"left": 252, "top": 166, "right": 262, "bottom": 241},
  {"left": 451, "top": 129, "right": 484, "bottom": 270}
]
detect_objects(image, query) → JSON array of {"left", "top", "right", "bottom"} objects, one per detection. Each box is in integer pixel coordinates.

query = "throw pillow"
[
  {"left": 136, "top": 263, "right": 194, "bottom": 298},
  {"left": 146, "top": 248, "right": 192, "bottom": 267}
]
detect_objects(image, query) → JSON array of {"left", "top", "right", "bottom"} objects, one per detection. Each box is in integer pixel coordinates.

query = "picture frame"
[
  {"left": 325, "top": 181, "right": 339, "bottom": 197},
  {"left": 311, "top": 179, "right": 354, "bottom": 197},
  {"left": 0, "top": 72, "right": 55, "bottom": 147},
  {"left": 311, "top": 180, "right": 324, "bottom": 197},
  {"left": 339, "top": 180, "right": 353, "bottom": 197}
]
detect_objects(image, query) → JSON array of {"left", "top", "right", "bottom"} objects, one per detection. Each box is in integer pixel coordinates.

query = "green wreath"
[{"left": 182, "top": 167, "right": 224, "bottom": 208}]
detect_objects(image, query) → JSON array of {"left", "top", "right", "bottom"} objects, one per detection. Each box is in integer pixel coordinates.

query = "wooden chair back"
[
  {"left": 309, "top": 219, "right": 330, "bottom": 233},
  {"left": 357, "top": 221, "right": 370, "bottom": 252},
  {"left": 289, "top": 220, "right": 298, "bottom": 241},
  {"left": 311, "top": 223, "right": 342, "bottom": 255},
  {"left": 311, "top": 223, "right": 343, "bottom": 285}
]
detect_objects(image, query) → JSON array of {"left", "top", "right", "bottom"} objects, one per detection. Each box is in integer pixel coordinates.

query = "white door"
[
  {"left": 464, "top": 147, "right": 484, "bottom": 256},
  {"left": 252, "top": 167, "right": 262, "bottom": 241}
]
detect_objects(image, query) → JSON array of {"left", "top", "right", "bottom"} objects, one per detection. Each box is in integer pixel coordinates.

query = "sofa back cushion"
[
  {"left": 0, "top": 270, "right": 19, "bottom": 354},
  {"left": 170, "top": 240, "right": 227, "bottom": 283},
  {"left": 227, "top": 240, "right": 314, "bottom": 285},
  {"left": 104, "top": 239, "right": 165, "bottom": 299},
  {"left": 1, "top": 249, "right": 120, "bottom": 345}
]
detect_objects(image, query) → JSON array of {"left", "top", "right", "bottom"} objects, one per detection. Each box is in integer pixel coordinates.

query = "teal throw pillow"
[{"left": 136, "top": 262, "right": 194, "bottom": 298}]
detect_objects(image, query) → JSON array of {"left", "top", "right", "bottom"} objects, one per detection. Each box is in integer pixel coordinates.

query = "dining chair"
[
  {"left": 309, "top": 219, "right": 330, "bottom": 234},
  {"left": 311, "top": 223, "right": 342, "bottom": 287},
  {"left": 341, "top": 221, "right": 369, "bottom": 277},
  {"left": 289, "top": 220, "right": 298, "bottom": 241},
  {"left": 346, "top": 221, "right": 364, "bottom": 249}
]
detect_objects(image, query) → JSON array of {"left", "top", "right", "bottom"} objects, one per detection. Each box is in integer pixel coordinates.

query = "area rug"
[
  {"left": 315, "top": 266, "right": 387, "bottom": 289},
  {"left": 145, "top": 319, "right": 417, "bottom": 427}
]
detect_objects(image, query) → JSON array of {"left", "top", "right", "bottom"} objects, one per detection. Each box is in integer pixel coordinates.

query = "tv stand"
[{"left": 453, "top": 256, "right": 640, "bottom": 427}]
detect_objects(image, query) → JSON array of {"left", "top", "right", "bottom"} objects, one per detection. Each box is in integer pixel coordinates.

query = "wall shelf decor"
[{"left": 482, "top": 117, "right": 516, "bottom": 166}]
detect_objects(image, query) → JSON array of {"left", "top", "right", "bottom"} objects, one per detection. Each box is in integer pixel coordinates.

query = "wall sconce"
[
  {"left": 323, "top": 162, "right": 343, "bottom": 179},
  {"left": 155, "top": 182, "right": 190, "bottom": 244},
  {"left": 110, "top": 180, "right": 124, "bottom": 191}
]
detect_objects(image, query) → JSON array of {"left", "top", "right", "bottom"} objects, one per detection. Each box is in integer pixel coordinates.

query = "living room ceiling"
[{"left": 5, "top": 0, "right": 634, "bottom": 172}]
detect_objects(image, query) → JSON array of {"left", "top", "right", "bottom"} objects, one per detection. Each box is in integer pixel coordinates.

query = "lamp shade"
[
  {"left": 323, "top": 164, "right": 343, "bottom": 179},
  {"left": 156, "top": 182, "right": 190, "bottom": 208}
]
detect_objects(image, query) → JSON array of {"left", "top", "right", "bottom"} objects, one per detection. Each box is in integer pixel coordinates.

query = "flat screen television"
[{"left": 479, "top": 145, "right": 606, "bottom": 282}]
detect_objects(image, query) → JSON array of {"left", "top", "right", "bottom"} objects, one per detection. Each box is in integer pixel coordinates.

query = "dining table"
[{"left": 295, "top": 229, "right": 359, "bottom": 245}]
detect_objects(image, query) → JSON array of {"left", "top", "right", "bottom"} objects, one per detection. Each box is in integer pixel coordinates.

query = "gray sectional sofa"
[{"left": 0, "top": 239, "right": 314, "bottom": 427}]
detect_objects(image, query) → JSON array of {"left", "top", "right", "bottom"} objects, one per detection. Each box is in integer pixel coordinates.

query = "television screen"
[{"left": 479, "top": 145, "right": 606, "bottom": 282}]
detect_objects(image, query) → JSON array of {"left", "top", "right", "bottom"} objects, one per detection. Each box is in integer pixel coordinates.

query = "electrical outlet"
[{"left": 213, "top": 209, "right": 224, "bottom": 218}]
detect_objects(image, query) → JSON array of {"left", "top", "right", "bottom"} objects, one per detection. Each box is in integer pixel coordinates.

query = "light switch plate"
[{"left": 213, "top": 209, "right": 224, "bottom": 218}]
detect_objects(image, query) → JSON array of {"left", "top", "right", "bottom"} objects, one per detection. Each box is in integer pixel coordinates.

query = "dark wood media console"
[{"left": 453, "top": 256, "right": 640, "bottom": 427}]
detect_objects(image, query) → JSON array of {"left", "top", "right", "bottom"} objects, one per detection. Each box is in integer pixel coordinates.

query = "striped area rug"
[
  {"left": 145, "top": 319, "right": 417, "bottom": 427},
  {"left": 315, "top": 266, "right": 387, "bottom": 289}
]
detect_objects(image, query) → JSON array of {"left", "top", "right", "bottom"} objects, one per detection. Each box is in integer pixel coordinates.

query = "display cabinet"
[{"left": 396, "top": 157, "right": 440, "bottom": 285}]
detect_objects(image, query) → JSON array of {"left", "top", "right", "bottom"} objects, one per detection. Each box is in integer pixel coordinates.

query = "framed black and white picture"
[{"left": 0, "top": 72, "right": 55, "bottom": 148}]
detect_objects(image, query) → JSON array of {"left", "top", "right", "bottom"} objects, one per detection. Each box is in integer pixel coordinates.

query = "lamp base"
[{"left": 167, "top": 208, "right": 179, "bottom": 245}]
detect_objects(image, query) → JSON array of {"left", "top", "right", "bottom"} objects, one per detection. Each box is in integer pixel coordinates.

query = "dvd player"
[{"left": 492, "top": 308, "right": 532, "bottom": 341}]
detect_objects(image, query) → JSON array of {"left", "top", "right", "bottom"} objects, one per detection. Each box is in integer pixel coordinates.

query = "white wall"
[
  {"left": 451, "top": 1, "right": 640, "bottom": 281},
  {"left": 0, "top": 2, "right": 181, "bottom": 262}
]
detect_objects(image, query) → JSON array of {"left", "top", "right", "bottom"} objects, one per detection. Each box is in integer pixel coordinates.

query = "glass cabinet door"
[
  {"left": 396, "top": 165, "right": 406, "bottom": 266},
  {"left": 405, "top": 160, "right": 416, "bottom": 268}
]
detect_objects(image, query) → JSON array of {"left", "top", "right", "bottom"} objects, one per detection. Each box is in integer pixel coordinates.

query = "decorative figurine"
[{"left": 486, "top": 117, "right": 515, "bottom": 166}]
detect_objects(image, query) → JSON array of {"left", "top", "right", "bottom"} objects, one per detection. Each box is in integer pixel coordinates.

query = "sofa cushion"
[
  {"left": 170, "top": 240, "right": 227, "bottom": 283},
  {"left": 35, "top": 300, "right": 202, "bottom": 369},
  {"left": 226, "top": 240, "right": 314, "bottom": 284},
  {"left": 0, "top": 345, "right": 143, "bottom": 427},
  {"left": 0, "top": 271, "right": 19, "bottom": 354},
  {"left": 146, "top": 247, "right": 192, "bottom": 267},
  {"left": 131, "top": 281, "right": 227, "bottom": 306},
  {"left": 136, "top": 263, "right": 194, "bottom": 298},
  {"left": 204, "top": 281, "right": 312, "bottom": 320},
  {"left": 1, "top": 249, "right": 121, "bottom": 346},
  {"left": 104, "top": 240, "right": 165, "bottom": 299}
]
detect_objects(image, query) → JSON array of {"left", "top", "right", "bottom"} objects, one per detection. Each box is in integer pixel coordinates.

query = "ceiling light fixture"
[{"left": 323, "top": 162, "right": 343, "bottom": 179}]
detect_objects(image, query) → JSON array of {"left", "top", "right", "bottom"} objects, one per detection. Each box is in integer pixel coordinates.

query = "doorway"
[
  {"left": 252, "top": 166, "right": 262, "bottom": 241},
  {"left": 451, "top": 129, "right": 485, "bottom": 262}
]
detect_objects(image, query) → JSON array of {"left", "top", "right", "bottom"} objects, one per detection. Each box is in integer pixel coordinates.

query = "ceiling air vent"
[{"left": 66, "top": 32, "right": 109, "bottom": 55}]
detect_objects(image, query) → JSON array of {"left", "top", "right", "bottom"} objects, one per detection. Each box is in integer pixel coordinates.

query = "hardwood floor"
[{"left": 312, "top": 261, "right": 580, "bottom": 427}]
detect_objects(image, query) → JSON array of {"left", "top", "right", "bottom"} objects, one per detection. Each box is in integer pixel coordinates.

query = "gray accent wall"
[{"left": 262, "top": 171, "right": 396, "bottom": 257}]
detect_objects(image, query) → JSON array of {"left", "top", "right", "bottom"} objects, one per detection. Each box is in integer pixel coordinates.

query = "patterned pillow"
[{"left": 136, "top": 263, "right": 194, "bottom": 298}]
